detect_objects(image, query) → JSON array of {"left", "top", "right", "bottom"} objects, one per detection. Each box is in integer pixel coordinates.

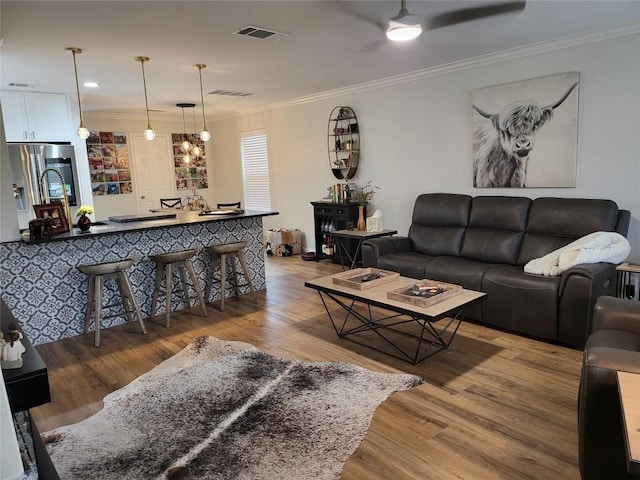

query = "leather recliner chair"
[{"left": 578, "top": 296, "right": 640, "bottom": 480}]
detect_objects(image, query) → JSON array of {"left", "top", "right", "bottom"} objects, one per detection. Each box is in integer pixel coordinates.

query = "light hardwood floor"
[{"left": 31, "top": 256, "right": 582, "bottom": 480}]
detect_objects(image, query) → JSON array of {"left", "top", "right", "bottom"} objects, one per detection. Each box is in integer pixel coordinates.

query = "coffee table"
[{"left": 305, "top": 273, "right": 486, "bottom": 364}]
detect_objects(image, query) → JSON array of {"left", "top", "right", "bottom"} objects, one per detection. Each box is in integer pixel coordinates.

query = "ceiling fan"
[
  {"left": 335, "top": 0, "right": 526, "bottom": 45},
  {"left": 386, "top": 0, "right": 526, "bottom": 41}
]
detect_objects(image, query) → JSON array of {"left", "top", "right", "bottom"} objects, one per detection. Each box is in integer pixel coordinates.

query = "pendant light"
[
  {"left": 177, "top": 103, "right": 194, "bottom": 164},
  {"left": 190, "top": 107, "right": 202, "bottom": 157},
  {"left": 194, "top": 64, "right": 211, "bottom": 141},
  {"left": 66, "top": 47, "right": 90, "bottom": 140},
  {"left": 134, "top": 56, "right": 156, "bottom": 140}
]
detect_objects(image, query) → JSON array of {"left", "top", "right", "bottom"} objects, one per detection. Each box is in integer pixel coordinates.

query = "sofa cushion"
[
  {"left": 517, "top": 198, "right": 620, "bottom": 265},
  {"left": 482, "top": 266, "right": 561, "bottom": 339},
  {"left": 377, "top": 252, "right": 432, "bottom": 279},
  {"left": 408, "top": 193, "right": 471, "bottom": 257},
  {"left": 424, "top": 256, "right": 496, "bottom": 321},
  {"left": 461, "top": 196, "right": 531, "bottom": 264}
]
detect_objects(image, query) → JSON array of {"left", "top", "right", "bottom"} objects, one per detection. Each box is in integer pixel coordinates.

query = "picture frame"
[{"left": 33, "top": 203, "right": 70, "bottom": 235}]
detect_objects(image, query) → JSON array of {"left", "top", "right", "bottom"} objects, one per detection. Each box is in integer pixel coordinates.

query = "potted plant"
[
  {"left": 76, "top": 205, "right": 94, "bottom": 232},
  {"left": 353, "top": 181, "right": 379, "bottom": 230}
]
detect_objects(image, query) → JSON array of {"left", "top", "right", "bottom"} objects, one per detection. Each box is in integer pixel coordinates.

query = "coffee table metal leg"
[{"left": 316, "top": 291, "right": 464, "bottom": 364}]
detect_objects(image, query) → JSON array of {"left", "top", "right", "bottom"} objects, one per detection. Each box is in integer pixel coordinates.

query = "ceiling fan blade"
[
  {"left": 425, "top": 1, "right": 526, "bottom": 30},
  {"left": 359, "top": 38, "right": 389, "bottom": 54},
  {"left": 324, "top": 0, "right": 387, "bottom": 31}
]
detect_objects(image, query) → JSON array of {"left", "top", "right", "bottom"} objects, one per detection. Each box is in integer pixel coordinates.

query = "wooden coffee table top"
[{"left": 305, "top": 273, "right": 486, "bottom": 321}]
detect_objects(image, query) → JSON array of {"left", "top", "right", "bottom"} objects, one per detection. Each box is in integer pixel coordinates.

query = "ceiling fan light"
[{"left": 386, "top": 24, "right": 422, "bottom": 41}]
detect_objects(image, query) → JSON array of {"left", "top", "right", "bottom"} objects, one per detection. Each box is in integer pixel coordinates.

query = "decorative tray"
[
  {"left": 332, "top": 268, "right": 400, "bottom": 290},
  {"left": 387, "top": 279, "right": 463, "bottom": 307}
]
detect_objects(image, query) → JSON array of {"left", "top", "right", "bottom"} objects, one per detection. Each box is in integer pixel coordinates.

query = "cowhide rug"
[{"left": 43, "top": 336, "right": 423, "bottom": 480}]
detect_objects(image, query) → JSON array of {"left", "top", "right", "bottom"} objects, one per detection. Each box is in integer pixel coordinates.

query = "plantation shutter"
[{"left": 240, "top": 132, "right": 271, "bottom": 211}]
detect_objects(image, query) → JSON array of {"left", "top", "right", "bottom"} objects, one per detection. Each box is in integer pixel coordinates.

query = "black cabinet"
[
  {"left": 311, "top": 202, "right": 364, "bottom": 263},
  {"left": 2, "top": 297, "right": 59, "bottom": 479}
]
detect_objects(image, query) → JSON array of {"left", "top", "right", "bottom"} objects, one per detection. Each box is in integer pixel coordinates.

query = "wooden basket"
[
  {"left": 332, "top": 268, "right": 400, "bottom": 290},
  {"left": 387, "top": 279, "right": 462, "bottom": 307}
]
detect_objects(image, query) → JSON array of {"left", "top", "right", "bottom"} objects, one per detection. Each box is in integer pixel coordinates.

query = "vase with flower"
[
  {"left": 353, "top": 181, "right": 379, "bottom": 231},
  {"left": 76, "top": 205, "right": 94, "bottom": 232}
]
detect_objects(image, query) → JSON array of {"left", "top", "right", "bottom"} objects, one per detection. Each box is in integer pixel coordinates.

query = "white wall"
[{"left": 209, "top": 32, "right": 640, "bottom": 261}]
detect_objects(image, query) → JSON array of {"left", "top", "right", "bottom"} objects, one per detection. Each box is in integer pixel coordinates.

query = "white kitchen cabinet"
[{"left": 1, "top": 91, "right": 73, "bottom": 142}]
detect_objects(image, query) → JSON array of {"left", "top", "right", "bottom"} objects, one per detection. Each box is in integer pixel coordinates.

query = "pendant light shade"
[
  {"left": 194, "top": 64, "right": 211, "bottom": 141},
  {"left": 135, "top": 56, "right": 156, "bottom": 141},
  {"left": 66, "top": 47, "right": 90, "bottom": 140}
]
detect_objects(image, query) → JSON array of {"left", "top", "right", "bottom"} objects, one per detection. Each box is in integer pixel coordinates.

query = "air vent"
[
  {"left": 6, "top": 82, "right": 33, "bottom": 88},
  {"left": 207, "top": 89, "right": 253, "bottom": 97},
  {"left": 234, "top": 25, "right": 288, "bottom": 42}
]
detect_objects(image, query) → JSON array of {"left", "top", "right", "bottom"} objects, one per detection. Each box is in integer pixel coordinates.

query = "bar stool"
[
  {"left": 205, "top": 241, "right": 257, "bottom": 311},
  {"left": 149, "top": 248, "right": 207, "bottom": 326},
  {"left": 78, "top": 259, "right": 147, "bottom": 347}
]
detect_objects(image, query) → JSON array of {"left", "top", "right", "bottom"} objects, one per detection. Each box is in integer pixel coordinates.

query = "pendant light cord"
[
  {"left": 140, "top": 59, "right": 152, "bottom": 128},
  {"left": 197, "top": 65, "right": 208, "bottom": 130},
  {"left": 70, "top": 49, "right": 85, "bottom": 126}
]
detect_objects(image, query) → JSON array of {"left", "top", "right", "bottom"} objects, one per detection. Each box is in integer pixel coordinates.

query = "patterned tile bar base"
[{"left": 0, "top": 217, "right": 265, "bottom": 346}]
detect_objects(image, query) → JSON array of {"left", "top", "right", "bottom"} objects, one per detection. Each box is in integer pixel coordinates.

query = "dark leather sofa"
[
  {"left": 578, "top": 296, "right": 640, "bottom": 480},
  {"left": 362, "top": 193, "right": 630, "bottom": 348}
]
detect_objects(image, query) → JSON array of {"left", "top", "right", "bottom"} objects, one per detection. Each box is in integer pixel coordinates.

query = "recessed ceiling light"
[{"left": 83, "top": 81, "right": 99, "bottom": 88}]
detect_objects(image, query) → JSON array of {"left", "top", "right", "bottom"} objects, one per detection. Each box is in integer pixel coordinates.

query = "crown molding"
[{"left": 264, "top": 22, "right": 640, "bottom": 112}]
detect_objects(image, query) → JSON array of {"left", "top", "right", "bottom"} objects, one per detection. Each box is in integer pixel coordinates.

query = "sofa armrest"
[
  {"left": 592, "top": 295, "right": 640, "bottom": 335},
  {"left": 361, "top": 236, "right": 411, "bottom": 268},
  {"left": 557, "top": 263, "right": 618, "bottom": 348}
]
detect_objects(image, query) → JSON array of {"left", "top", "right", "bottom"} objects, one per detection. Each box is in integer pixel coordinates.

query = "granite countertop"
[{"left": 15, "top": 210, "right": 279, "bottom": 245}]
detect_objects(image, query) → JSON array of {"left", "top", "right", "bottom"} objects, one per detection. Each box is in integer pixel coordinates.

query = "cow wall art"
[{"left": 472, "top": 72, "right": 579, "bottom": 188}]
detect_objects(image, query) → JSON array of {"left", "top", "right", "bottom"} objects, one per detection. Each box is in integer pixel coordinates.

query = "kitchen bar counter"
[
  {"left": 0, "top": 210, "right": 278, "bottom": 345},
  {"left": 17, "top": 210, "right": 277, "bottom": 244}
]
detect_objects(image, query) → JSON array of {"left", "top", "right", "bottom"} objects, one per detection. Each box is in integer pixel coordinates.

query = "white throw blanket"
[{"left": 524, "top": 231, "right": 631, "bottom": 277}]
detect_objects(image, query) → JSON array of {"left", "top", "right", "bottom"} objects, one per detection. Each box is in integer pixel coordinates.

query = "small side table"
[
  {"left": 617, "top": 263, "right": 640, "bottom": 300},
  {"left": 331, "top": 229, "right": 397, "bottom": 270},
  {"left": 617, "top": 371, "right": 640, "bottom": 477}
]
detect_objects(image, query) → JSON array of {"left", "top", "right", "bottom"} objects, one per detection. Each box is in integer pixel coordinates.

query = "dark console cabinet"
[
  {"left": 311, "top": 202, "right": 364, "bottom": 263},
  {"left": 2, "top": 297, "right": 59, "bottom": 479}
]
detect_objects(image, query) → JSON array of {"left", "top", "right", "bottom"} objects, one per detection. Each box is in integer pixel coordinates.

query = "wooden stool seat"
[
  {"left": 78, "top": 259, "right": 147, "bottom": 347},
  {"left": 205, "top": 241, "right": 257, "bottom": 311},
  {"left": 78, "top": 259, "right": 134, "bottom": 276},
  {"left": 149, "top": 248, "right": 207, "bottom": 327}
]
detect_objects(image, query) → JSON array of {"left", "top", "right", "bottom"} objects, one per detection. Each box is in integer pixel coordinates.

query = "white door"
[{"left": 129, "top": 134, "right": 175, "bottom": 213}]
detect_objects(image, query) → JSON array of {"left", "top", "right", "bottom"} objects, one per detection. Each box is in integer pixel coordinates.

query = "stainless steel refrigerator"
[{"left": 7, "top": 143, "right": 79, "bottom": 229}]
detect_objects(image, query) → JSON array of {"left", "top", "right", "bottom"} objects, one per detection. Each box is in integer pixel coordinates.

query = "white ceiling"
[{"left": 1, "top": 1, "right": 639, "bottom": 121}]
